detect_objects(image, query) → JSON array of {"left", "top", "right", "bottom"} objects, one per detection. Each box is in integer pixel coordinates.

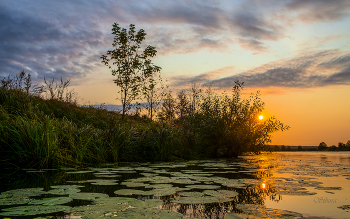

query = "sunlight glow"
[{"left": 259, "top": 115, "right": 263, "bottom": 120}]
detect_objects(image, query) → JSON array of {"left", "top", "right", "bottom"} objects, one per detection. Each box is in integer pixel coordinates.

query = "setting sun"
[{"left": 259, "top": 115, "right": 263, "bottom": 120}]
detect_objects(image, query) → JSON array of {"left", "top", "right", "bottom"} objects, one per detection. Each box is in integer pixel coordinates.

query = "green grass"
[
  {"left": 0, "top": 80, "right": 290, "bottom": 169},
  {"left": 0, "top": 87, "right": 186, "bottom": 168}
]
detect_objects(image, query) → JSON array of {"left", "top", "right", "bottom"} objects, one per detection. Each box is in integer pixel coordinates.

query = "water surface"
[{"left": 0, "top": 152, "right": 349, "bottom": 218}]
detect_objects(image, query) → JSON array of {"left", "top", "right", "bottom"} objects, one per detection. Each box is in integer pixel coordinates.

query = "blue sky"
[{"left": 1, "top": 0, "right": 350, "bottom": 145}]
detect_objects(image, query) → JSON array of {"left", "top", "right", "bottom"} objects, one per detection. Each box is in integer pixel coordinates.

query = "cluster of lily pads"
[{"left": 3, "top": 154, "right": 348, "bottom": 218}]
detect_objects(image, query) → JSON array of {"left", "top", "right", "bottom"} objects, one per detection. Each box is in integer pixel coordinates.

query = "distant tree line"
[{"left": 271, "top": 141, "right": 350, "bottom": 151}]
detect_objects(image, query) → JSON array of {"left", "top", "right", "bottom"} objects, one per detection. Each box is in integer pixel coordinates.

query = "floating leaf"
[
  {"left": 29, "top": 197, "right": 73, "bottom": 205},
  {"left": 66, "top": 170, "right": 93, "bottom": 174},
  {"left": 224, "top": 213, "right": 261, "bottom": 219},
  {"left": 89, "top": 179, "right": 118, "bottom": 186},
  {"left": 66, "top": 203, "right": 129, "bottom": 218},
  {"left": 235, "top": 204, "right": 303, "bottom": 219},
  {"left": 0, "top": 205, "right": 71, "bottom": 216},
  {"left": 186, "top": 184, "right": 221, "bottom": 190},
  {"left": 114, "top": 189, "right": 146, "bottom": 196},
  {"left": 69, "top": 192, "right": 109, "bottom": 200},
  {"left": 48, "top": 185, "right": 83, "bottom": 195},
  {"left": 93, "top": 197, "right": 137, "bottom": 205},
  {"left": 172, "top": 196, "right": 220, "bottom": 204},
  {"left": 116, "top": 207, "right": 183, "bottom": 219},
  {"left": 121, "top": 182, "right": 149, "bottom": 187}
]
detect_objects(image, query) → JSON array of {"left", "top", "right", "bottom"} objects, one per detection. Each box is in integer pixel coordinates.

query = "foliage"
[
  {"left": 318, "top": 142, "right": 328, "bottom": 150},
  {"left": 157, "top": 81, "right": 289, "bottom": 157},
  {"left": 101, "top": 23, "right": 161, "bottom": 119},
  {"left": 141, "top": 74, "right": 166, "bottom": 120},
  {"left": 0, "top": 72, "right": 291, "bottom": 169}
]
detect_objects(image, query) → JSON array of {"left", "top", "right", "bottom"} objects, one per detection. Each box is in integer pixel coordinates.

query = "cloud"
[
  {"left": 0, "top": 4, "right": 104, "bottom": 83},
  {"left": 285, "top": 0, "right": 350, "bottom": 22},
  {"left": 170, "top": 50, "right": 350, "bottom": 89},
  {"left": 1, "top": 0, "right": 350, "bottom": 86}
]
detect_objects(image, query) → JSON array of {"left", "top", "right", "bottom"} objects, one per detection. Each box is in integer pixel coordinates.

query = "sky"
[{"left": 1, "top": 0, "right": 350, "bottom": 146}]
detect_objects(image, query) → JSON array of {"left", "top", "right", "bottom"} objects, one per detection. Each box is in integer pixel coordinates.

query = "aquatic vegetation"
[
  {"left": 235, "top": 204, "right": 303, "bottom": 219},
  {"left": 1, "top": 153, "right": 349, "bottom": 218},
  {"left": 0, "top": 205, "right": 71, "bottom": 216}
]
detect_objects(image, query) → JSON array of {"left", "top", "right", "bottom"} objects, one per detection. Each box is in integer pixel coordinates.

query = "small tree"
[
  {"left": 101, "top": 23, "right": 161, "bottom": 119},
  {"left": 318, "top": 142, "right": 327, "bottom": 151},
  {"left": 142, "top": 75, "right": 166, "bottom": 120}
]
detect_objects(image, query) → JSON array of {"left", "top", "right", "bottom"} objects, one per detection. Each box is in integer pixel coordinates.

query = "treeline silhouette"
[
  {"left": 0, "top": 71, "right": 287, "bottom": 168},
  {"left": 272, "top": 141, "right": 350, "bottom": 152}
]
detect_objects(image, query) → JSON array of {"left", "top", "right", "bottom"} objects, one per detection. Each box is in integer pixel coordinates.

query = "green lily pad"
[
  {"left": 127, "top": 198, "right": 163, "bottom": 208},
  {"left": 29, "top": 197, "right": 73, "bottom": 205},
  {"left": 1, "top": 188, "right": 46, "bottom": 197},
  {"left": 235, "top": 204, "right": 303, "bottom": 219},
  {"left": 143, "top": 187, "right": 189, "bottom": 196},
  {"left": 172, "top": 196, "right": 221, "bottom": 204},
  {"left": 66, "top": 203, "right": 129, "bottom": 218},
  {"left": 69, "top": 192, "right": 109, "bottom": 200},
  {"left": 94, "top": 174, "right": 120, "bottom": 178},
  {"left": 0, "top": 205, "right": 71, "bottom": 216},
  {"left": 48, "top": 185, "right": 83, "bottom": 195},
  {"left": 66, "top": 170, "right": 93, "bottom": 174},
  {"left": 118, "top": 207, "right": 183, "bottom": 219},
  {"left": 224, "top": 213, "right": 261, "bottom": 219},
  {"left": 121, "top": 182, "right": 149, "bottom": 187},
  {"left": 93, "top": 197, "right": 137, "bottom": 205},
  {"left": 0, "top": 197, "right": 31, "bottom": 205},
  {"left": 88, "top": 179, "right": 118, "bottom": 186},
  {"left": 144, "top": 184, "right": 173, "bottom": 189},
  {"left": 203, "top": 190, "right": 238, "bottom": 198},
  {"left": 186, "top": 184, "right": 221, "bottom": 189},
  {"left": 50, "top": 185, "right": 85, "bottom": 189},
  {"left": 0, "top": 188, "right": 47, "bottom": 205},
  {"left": 114, "top": 189, "right": 146, "bottom": 196}
]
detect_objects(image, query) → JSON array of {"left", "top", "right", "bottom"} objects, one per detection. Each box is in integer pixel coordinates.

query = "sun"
[{"left": 259, "top": 115, "right": 263, "bottom": 120}]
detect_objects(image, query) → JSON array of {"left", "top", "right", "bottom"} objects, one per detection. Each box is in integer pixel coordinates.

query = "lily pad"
[
  {"left": 235, "top": 204, "right": 303, "bottom": 219},
  {"left": 186, "top": 184, "right": 221, "bottom": 190},
  {"left": 89, "top": 179, "right": 118, "bottom": 186},
  {"left": 143, "top": 187, "right": 189, "bottom": 196},
  {"left": 121, "top": 182, "right": 149, "bottom": 187},
  {"left": 225, "top": 213, "right": 261, "bottom": 219},
  {"left": 338, "top": 205, "right": 350, "bottom": 210},
  {"left": 29, "top": 197, "right": 73, "bottom": 205},
  {"left": 69, "top": 192, "right": 109, "bottom": 200},
  {"left": 93, "top": 197, "right": 137, "bottom": 205},
  {"left": 48, "top": 185, "right": 83, "bottom": 195},
  {"left": 0, "top": 205, "right": 71, "bottom": 216},
  {"left": 66, "top": 170, "right": 93, "bottom": 174},
  {"left": 315, "top": 186, "right": 342, "bottom": 190},
  {"left": 114, "top": 189, "right": 146, "bottom": 196},
  {"left": 1, "top": 188, "right": 46, "bottom": 197},
  {"left": 66, "top": 203, "right": 129, "bottom": 218},
  {"left": 116, "top": 207, "right": 183, "bottom": 219},
  {"left": 172, "top": 196, "right": 221, "bottom": 204}
]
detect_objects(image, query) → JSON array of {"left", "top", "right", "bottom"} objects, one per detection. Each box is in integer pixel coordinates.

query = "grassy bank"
[{"left": 0, "top": 75, "right": 288, "bottom": 169}]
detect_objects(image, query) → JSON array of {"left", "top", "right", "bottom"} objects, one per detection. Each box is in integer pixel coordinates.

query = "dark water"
[{"left": 0, "top": 152, "right": 349, "bottom": 218}]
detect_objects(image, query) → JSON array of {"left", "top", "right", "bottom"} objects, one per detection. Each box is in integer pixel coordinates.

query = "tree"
[
  {"left": 101, "top": 23, "right": 161, "bottom": 119},
  {"left": 318, "top": 142, "right": 327, "bottom": 151},
  {"left": 141, "top": 74, "right": 165, "bottom": 120}
]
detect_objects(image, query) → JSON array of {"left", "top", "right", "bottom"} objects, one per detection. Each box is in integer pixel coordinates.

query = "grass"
[{"left": 0, "top": 77, "right": 290, "bottom": 169}]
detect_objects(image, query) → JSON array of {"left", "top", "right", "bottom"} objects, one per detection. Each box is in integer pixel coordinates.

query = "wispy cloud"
[
  {"left": 285, "top": 0, "right": 350, "bottom": 22},
  {"left": 0, "top": 0, "right": 349, "bottom": 85},
  {"left": 170, "top": 50, "right": 350, "bottom": 89}
]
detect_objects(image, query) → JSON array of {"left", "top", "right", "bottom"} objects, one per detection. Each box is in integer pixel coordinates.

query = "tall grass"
[{"left": 0, "top": 73, "right": 289, "bottom": 169}]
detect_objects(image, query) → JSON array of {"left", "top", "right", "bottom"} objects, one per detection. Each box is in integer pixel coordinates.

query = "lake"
[{"left": 0, "top": 152, "right": 349, "bottom": 218}]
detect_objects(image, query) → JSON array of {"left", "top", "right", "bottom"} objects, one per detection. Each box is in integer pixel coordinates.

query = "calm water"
[{"left": 0, "top": 152, "right": 349, "bottom": 218}]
